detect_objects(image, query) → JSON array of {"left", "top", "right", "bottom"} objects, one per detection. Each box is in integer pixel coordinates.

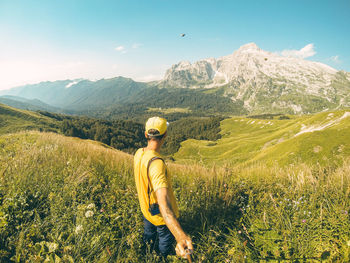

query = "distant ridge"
[
  {"left": 1, "top": 43, "right": 350, "bottom": 115},
  {"left": 0, "top": 77, "right": 148, "bottom": 111},
  {"left": 0, "top": 95, "right": 62, "bottom": 112}
]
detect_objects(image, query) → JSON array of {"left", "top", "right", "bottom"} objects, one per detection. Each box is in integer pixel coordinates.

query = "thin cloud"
[
  {"left": 330, "top": 55, "right": 341, "bottom": 63},
  {"left": 281, "top": 44, "right": 316, "bottom": 59},
  {"left": 132, "top": 43, "right": 143, "bottom": 49},
  {"left": 136, "top": 74, "right": 162, "bottom": 82},
  {"left": 115, "top": 46, "right": 125, "bottom": 52}
]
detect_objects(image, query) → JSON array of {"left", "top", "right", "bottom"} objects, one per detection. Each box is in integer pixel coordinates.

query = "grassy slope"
[
  {"left": 0, "top": 103, "right": 59, "bottom": 135},
  {"left": 0, "top": 131, "right": 349, "bottom": 262},
  {"left": 174, "top": 110, "right": 350, "bottom": 167}
]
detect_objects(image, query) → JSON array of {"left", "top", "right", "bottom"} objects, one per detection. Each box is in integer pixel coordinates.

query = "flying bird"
[{"left": 180, "top": 33, "right": 186, "bottom": 37}]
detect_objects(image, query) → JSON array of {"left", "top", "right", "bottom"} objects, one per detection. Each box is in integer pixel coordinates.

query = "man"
[{"left": 134, "top": 117, "right": 193, "bottom": 259}]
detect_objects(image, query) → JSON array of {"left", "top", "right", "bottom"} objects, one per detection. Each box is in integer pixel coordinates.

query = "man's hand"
[
  {"left": 156, "top": 187, "right": 194, "bottom": 258},
  {"left": 175, "top": 236, "right": 193, "bottom": 259}
]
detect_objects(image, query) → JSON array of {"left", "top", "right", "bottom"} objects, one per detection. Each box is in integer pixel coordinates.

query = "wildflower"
[
  {"left": 228, "top": 247, "right": 235, "bottom": 255},
  {"left": 302, "top": 219, "right": 306, "bottom": 223},
  {"left": 100, "top": 208, "right": 104, "bottom": 213},
  {"left": 48, "top": 192, "right": 55, "bottom": 200},
  {"left": 47, "top": 242, "right": 58, "bottom": 252},
  {"left": 63, "top": 245, "right": 72, "bottom": 253},
  {"left": 224, "top": 184, "right": 227, "bottom": 188},
  {"left": 85, "top": 210, "right": 94, "bottom": 218},
  {"left": 87, "top": 203, "right": 95, "bottom": 210},
  {"left": 75, "top": 224, "right": 83, "bottom": 234}
]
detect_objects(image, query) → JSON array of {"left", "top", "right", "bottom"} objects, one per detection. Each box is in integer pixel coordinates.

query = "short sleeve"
[{"left": 149, "top": 159, "right": 168, "bottom": 191}]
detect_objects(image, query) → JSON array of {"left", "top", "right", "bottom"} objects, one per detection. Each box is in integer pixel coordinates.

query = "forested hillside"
[
  {"left": 1, "top": 104, "right": 223, "bottom": 155},
  {"left": 72, "top": 86, "right": 246, "bottom": 121},
  {"left": 42, "top": 111, "right": 223, "bottom": 155},
  {"left": 1, "top": 79, "right": 247, "bottom": 119}
]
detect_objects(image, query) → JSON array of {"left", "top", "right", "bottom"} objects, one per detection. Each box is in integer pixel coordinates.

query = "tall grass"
[{"left": 0, "top": 131, "right": 349, "bottom": 262}]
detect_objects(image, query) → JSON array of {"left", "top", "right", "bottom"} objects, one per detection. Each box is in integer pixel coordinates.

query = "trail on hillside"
[{"left": 295, "top": 112, "right": 350, "bottom": 137}]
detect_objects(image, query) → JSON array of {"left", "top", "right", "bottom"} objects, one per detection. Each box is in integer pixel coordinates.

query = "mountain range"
[
  {"left": 162, "top": 43, "right": 350, "bottom": 114},
  {"left": 0, "top": 77, "right": 148, "bottom": 111},
  {"left": 1, "top": 43, "right": 350, "bottom": 116}
]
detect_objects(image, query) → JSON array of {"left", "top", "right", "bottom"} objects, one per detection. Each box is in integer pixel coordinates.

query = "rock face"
[{"left": 163, "top": 43, "right": 350, "bottom": 114}]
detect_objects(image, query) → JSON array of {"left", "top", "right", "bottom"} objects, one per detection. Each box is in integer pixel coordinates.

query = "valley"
[
  {"left": 1, "top": 42, "right": 350, "bottom": 262},
  {"left": 174, "top": 110, "right": 350, "bottom": 167}
]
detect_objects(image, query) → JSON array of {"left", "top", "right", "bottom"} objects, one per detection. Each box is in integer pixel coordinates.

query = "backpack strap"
[{"left": 146, "top": 157, "right": 165, "bottom": 207}]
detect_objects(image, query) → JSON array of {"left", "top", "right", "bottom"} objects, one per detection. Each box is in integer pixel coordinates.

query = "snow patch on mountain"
[{"left": 65, "top": 80, "right": 80, "bottom": 89}]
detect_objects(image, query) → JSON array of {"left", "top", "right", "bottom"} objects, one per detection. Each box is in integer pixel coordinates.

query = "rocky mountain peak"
[
  {"left": 162, "top": 43, "right": 350, "bottom": 114},
  {"left": 236, "top": 42, "right": 261, "bottom": 53}
]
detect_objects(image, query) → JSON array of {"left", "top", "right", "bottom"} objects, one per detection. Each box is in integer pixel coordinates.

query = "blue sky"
[{"left": 0, "top": 0, "right": 349, "bottom": 90}]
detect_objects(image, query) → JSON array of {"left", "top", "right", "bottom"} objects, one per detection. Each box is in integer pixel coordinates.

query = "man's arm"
[{"left": 155, "top": 187, "right": 193, "bottom": 258}]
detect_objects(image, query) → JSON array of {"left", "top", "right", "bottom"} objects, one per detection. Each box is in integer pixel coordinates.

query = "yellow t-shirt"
[{"left": 134, "top": 148, "right": 179, "bottom": 226}]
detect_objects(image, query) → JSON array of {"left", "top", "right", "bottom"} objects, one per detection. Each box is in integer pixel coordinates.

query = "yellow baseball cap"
[{"left": 145, "top": 117, "right": 169, "bottom": 136}]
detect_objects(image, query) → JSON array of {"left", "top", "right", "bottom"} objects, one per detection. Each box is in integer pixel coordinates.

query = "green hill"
[
  {"left": 0, "top": 103, "right": 59, "bottom": 135},
  {"left": 174, "top": 110, "right": 350, "bottom": 167},
  {"left": 0, "top": 131, "right": 349, "bottom": 262},
  {"left": 0, "top": 104, "right": 145, "bottom": 153}
]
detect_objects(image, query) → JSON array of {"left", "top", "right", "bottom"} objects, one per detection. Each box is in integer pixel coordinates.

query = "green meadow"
[
  {"left": 0, "top": 131, "right": 349, "bottom": 262},
  {"left": 1, "top": 104, "right": 350, "bottom": 262},
  {"left": 147, "top": 107, "right": 192, "bottom": 114},
  {"left": 174, "top": 110, "right": 350, "bottom": 168}
]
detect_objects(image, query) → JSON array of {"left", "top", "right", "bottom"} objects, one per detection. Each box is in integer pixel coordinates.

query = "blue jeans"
[{"left": 143, "top": 216, "right": 175, "bottom": 257}]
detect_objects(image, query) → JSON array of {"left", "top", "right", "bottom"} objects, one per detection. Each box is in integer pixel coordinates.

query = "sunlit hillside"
[
  {"left": 0, "top": 131, "right": 349, "bottom": 262},
  {"left": 0, "top": 103, "right": 59, "bottom": 135},
  {"left": 174, "top": 110, "right": 350, "bottom": 167}
]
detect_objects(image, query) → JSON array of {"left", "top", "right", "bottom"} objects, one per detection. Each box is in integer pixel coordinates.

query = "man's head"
[{"left": 145, "top": 117, "right": 168, "bottom": 141}]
